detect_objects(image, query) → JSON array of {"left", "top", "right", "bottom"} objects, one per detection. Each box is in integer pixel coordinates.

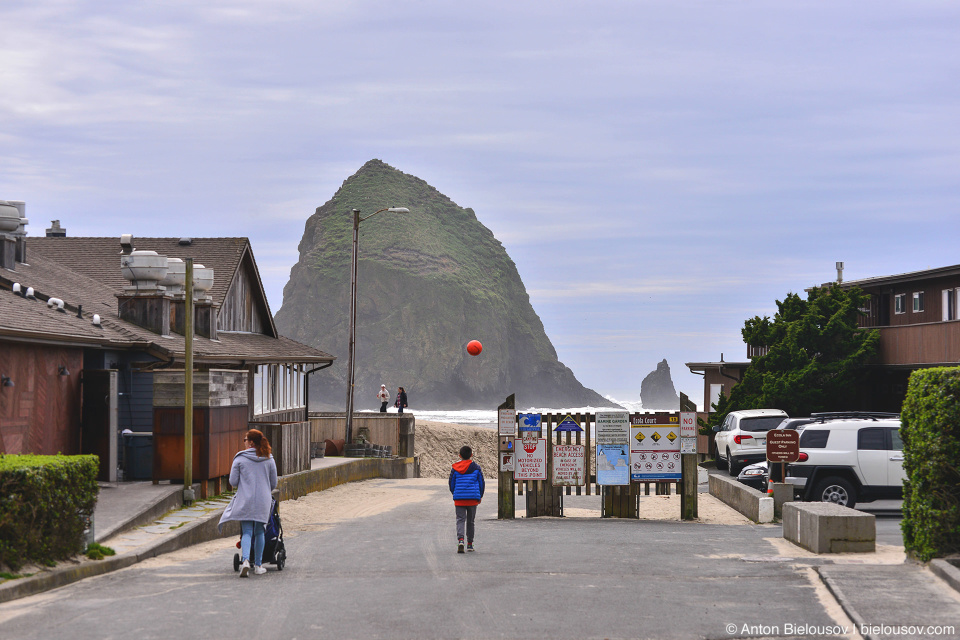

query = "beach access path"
[{"left": 3, "top": 475, "right": 953, "bottom": 640}]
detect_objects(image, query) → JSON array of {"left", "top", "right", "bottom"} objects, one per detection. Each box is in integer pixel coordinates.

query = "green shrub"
[
  {"left": 84, "top": 542, "right": 115, "bottom": 561},
  {"left": 900, "top": 368, "right": 960, "bottom": 561},
  {"left": 0, "top": 455, "right": 99, "bottom": 571}
]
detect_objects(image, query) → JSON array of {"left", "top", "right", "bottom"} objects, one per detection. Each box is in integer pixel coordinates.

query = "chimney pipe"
[{"left": 836, "top": 261, "right": 844, "bottom": 284}]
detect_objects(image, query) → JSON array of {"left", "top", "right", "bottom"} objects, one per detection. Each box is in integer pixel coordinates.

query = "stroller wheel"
[
  {"left": 277, "top": 549, "right": 285, "bottom": 571},
  {"left": 233, "top": 553, "right": 240, "bottom": 572}
]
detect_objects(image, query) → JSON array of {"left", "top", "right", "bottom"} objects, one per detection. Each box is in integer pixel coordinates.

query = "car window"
[
  {"left": 740, "top": 416, "right": 786, "bottom": 432},
  {"left": 799, "top": 429, "right": 829, "bottom": 448},
  {"left": 889, "top": 429, "right": 903, "bottom": 451},
  {"left": 857, "top": 427, "right": 887, "bottom": 451}
]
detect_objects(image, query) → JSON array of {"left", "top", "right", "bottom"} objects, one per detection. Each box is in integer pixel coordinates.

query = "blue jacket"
[{"left": 449, "top": 459, "right": 484, "bottom": 505}]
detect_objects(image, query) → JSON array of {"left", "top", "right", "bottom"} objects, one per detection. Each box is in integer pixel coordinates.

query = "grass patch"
[{"left": 84, "top": 543, "right": 116, "bottom": 561}]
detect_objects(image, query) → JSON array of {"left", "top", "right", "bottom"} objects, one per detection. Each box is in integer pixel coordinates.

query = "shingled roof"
[{"left": 0, "top": 236, "right": 334, "bottom": 366}]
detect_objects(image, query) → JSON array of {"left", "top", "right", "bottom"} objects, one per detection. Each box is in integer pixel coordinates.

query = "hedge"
[
  {"left": 900, "top": 367, "right": 960, "bottom": 562},
  {"left": 0, "top": 455, "right": 99, "bottom": 571}
]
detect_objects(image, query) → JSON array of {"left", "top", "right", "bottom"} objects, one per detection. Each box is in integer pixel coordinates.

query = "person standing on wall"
[
  {"left": 377, "top": 384, "right": 390, "bottom": 413},
  {"left": 218, "top": 429, "right": 278, "bottom": 577},
  {"left": 395, "top": 386, "right": 408, "bottom": 414}
]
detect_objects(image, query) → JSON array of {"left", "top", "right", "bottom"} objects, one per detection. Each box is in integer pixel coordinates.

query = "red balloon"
[{"left": 466, "top": 340, "right": 483, "bottom": 356}]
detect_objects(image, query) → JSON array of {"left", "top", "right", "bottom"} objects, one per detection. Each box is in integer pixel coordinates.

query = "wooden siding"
[
  {"left": 0, "top": 343, "right": 82, "bottom": 455},
  {"left": 153, "top": 370, "right": 247, "bottom": 408},
  {"left": 119, "top": 371, "right": 154, "bottom": 431},
  {"left": 218, "top": 259, "right": 267, "bottom": 334},
  {"left": 876, "top": 322, "right": 960, "bottom": 366},
  {"left": 309, "top": 414, "right": 407, "bottom": 455},
  {"left": 859, "top": 274, "right": 960, "bottom": 328},
  {"left": 152, "top": 405, "right": 248, "bottom": 481}
]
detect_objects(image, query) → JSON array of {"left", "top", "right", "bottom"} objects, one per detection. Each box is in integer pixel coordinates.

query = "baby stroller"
[{"left": 233, "top": 492, "right": 286, "bottom": 572}]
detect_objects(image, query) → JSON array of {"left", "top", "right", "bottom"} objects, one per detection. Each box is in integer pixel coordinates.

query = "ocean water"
[{"left": 362, "top": 396, "right": 645, "bottom": 429}]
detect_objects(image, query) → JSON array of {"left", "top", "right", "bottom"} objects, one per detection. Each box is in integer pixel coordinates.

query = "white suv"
[
  {"left": 713, "top": 409, "right": 789, "bottom": 475},
  {"left": 786, "top": 412, "right": 903, "bottom": 508}
]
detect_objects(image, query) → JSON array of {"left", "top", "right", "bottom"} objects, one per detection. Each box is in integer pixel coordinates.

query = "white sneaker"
[
  {"left": 253, "top": 565, "right": 267, "bottom": 575},
  {"left": 239, "top": 560, "right": 250, "bottom": 577}
]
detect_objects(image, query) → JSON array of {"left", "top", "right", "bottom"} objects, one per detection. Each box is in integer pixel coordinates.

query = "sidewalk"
[{"left": 0, "top": 455, "right": 397, "bottom": 604}]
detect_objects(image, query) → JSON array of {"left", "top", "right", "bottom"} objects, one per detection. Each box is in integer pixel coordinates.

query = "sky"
[{"left": 2, "top": 1, "right": 959, "bottom": 410}]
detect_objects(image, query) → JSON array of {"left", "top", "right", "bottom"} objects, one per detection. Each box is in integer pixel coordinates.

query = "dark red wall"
[{"left": 0, "top": 343, "right": 83, "bottom": 454}]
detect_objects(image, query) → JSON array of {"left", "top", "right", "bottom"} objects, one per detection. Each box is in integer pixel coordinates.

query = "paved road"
[{"left": 0, "top": 479, "right": 868, "bottom": 640}]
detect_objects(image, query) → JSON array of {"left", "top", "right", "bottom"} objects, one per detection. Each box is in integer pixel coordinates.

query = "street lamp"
[{"left": 345, "top": 206, "right": 409, "bottom": 444}]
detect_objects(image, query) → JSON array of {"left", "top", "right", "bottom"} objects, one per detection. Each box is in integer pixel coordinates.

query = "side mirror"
[{"left": 712, "top": 425, "right": 720, "bottom": 433}]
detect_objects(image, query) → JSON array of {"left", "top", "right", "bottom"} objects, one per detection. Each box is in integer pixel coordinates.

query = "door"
[
  {"left": 887, "top": 428, "right": 905, "bottom": 487},
  {"left": 81, "top": 370, "right": 118, "bottom": 482},
  {"left": 856, "top": 427, "right": 888, "bottom": 487}
]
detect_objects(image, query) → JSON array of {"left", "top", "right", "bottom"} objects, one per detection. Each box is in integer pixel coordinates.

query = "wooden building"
[{"left": 1, "top": 221, "right": 334, "bottom": 483}]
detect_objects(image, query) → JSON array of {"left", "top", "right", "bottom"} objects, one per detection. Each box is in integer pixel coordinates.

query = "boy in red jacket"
[{"left": 449, "top": 445, "right": 484, "bottom": 553}]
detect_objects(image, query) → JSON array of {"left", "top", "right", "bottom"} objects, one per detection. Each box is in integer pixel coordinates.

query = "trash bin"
[{"left": 123, "top": 432, "right": 153, "bottom": 480}]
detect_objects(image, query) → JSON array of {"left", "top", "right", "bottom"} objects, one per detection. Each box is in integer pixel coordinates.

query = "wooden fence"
[{"left": 307, "top": 413, "right": 416, "bottom": 457}]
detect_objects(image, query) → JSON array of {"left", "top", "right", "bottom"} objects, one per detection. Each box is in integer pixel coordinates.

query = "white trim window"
[
  {"left": 252, "top": 363, "right": 307, "bottom": 416},
  {"left": 894, "top": 293, "right": 906, "bottom": 315},
  {"left": 913, "top": 291, "right": 924, "bottom": 313},
  {"left": 944, "top": 289, "right": 958, "bottom": 321}
]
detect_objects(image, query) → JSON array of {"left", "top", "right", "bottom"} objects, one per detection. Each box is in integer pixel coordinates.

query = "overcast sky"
[{"left": 3, "top": 1, "right": 958, "bottom": 409}]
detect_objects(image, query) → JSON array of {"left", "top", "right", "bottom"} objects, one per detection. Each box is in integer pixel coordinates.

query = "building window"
[
  {"left": 709, "top": 384, "right": 723, "bottom": 410},
  {"left": 913, "top": 292, "right": 924, "bottom": 313},
  {"left": 894, "top": 293, "right": 906, "bottom": 315},
  {"left": 944, "top": 289, "right": 958, "bottom": 321}
]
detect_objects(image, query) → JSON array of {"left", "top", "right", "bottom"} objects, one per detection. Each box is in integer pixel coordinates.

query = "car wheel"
[
  {"left": 727, "top": 450, "right": 742, "bottom": 476},
  {"left": 814, "top": 477, "right": 857, "bottom": 508},
  {"left": 715, "top": 450, "right": 728, "bottom": 470}
]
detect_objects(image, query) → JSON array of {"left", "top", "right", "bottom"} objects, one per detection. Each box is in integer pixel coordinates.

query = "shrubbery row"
[
  {"left": 0, "top": 455, "right": 99, "bottom": 571},
  {"left": 901, "top": 367, "right": 960, "bottom": 562}
]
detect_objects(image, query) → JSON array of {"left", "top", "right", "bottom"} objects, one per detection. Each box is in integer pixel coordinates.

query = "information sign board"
[
  {"left": 766, "top": 429, "right": 800, "bottom": 463},
  {"left": 500, "top": 452, "right": 515, "bottom": 472},
  {"left": 498, "top": 409, "right": 517, "bottom": 436},
  {"left": 518, "top": 413, "right": 542, "bottom": 431},
  {"left": 630, "top": 419, "right": 682, "bottom": 481},
  {"left": 595, "top": 412, "right": 630, "bottom": 485},
  {"left": 680, "top": 412, "right": 697, "bottom": 438},
  {"left": 680, "top": 437, "right": 697, "bottom": 454},
  {"left": 514, "top": 438, "right": 547, "bottom": 480},
  {"left": 555, "top": 415, "right": 583, "bottom": 432},
  {"left": 552, "top": 444, "right": 586, "bottom": 486}
]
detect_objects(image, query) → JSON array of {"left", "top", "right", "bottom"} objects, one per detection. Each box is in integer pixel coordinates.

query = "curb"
[
  {"left": 814, "top": 566, "right": 871, "bottom": 639},
  {"left": 95, "top": 486, "right": 186, "bottom": 543},
  {"left": 930, "top": 558, "right": 960, "bottom": 595}
]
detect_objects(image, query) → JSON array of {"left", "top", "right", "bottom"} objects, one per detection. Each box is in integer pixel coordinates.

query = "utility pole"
[{"left": 183, "top": 258, "right": 195, "bottom": 504}]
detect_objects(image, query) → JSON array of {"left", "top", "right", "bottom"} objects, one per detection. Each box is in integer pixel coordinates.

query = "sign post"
[
  {"left": 497, "top": 395, "right": 516, "bottom": 520},
  {"left": 765, "top": 428, "right": 800, "bottom": 517},
  {"left": 679, "top": 409, "right": 698, "bottom": 520}
]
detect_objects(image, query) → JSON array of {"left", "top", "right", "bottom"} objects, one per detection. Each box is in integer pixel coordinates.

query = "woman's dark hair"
[
  {"left": 459, "top": 445, "right": 472, "bottom": 460},
  {"left": 398, "top": 386, "right": 405, "bottom": 392},
  {"left": 246, "top": 429, "right": 272, "bottom": 458}
]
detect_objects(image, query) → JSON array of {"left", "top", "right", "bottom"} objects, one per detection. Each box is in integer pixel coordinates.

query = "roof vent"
[
  {"left": 192, "top": 263, "right": 214, "bottom": 301},
  {"left": 92, "top": 314, "right": 101, "bottom": 327},
  {"left": 12, "top": 283, "right": 21, "bottom": 295},
  {"left": 25, "top": 286, "right": 35, "bottom": 299},
  {"left": 159, "top": 257, "right": 186, "bottom": 297},
  {"left": 46, "top": 220, "right": 67, "bottom": 237},
  {"left": 120, "top": 250, "right": 169, "bottom": 291},
  {"left": 120, "top": 234, "right": 134, "bottom": 255},
  {"left": 179, "top": 237, "right": 192, "bottom": 246},
  {"left": 0, "top": 201, "right": 20, "bottom": 233},
  {"left": 47, "top": 297, "right": 65, "bottom": 311}
]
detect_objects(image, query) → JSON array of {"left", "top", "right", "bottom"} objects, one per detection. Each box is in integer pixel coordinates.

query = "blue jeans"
[{"left": 240, "top": 521, "right": 265, "bottom": 566}]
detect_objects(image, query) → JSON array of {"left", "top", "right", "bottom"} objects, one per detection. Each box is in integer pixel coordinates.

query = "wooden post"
[
  {"left": 183, "top": 258, "right": 195, "bottom": 505},
  {"left": 680, "top": 394, "right": 698, "bottom": 520},
  {"left": 497, "top": 394, "right": 515, "bottom": 520}
]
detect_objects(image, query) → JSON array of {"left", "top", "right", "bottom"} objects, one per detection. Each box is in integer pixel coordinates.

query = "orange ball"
[{"left": 466, "top": 340, "right": 482, "bottom": 356}]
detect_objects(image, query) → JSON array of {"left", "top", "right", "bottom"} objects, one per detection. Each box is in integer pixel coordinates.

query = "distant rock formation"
[
  {"left": 640, "top": 359, "right": 680, "bottom": 409},
  {"left": 274, "top": 159, "right": 614, "bottom": 410}
]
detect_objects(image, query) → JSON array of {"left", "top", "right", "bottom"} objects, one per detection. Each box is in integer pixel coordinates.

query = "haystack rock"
[
  {"left": 640, "top": 359, "right": 680, "bottom": 409},
  {"left": 275, "top": 159, "right": 613, "bottom": 410}
]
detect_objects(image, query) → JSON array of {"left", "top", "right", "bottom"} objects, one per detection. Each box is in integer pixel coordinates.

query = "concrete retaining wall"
[
  {"left": 782, "top": 501, "right": 875, "bottom": 553},
  {"left": 708, "top": 472, "right": 774, "bottom": 523}
]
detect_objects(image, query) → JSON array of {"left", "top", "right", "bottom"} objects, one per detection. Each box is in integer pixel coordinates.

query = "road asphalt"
[{"left": 0, "top": 466, "right": 958, "bottom": 639}]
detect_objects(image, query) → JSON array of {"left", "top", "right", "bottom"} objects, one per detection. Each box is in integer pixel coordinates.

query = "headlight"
[{"left": 742, "top": 468, "right": 764, "bottom": 476}]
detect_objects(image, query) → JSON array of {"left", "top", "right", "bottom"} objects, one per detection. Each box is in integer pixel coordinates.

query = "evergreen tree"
[{"left": 705, "top": 285, "right": 879, "bottom": 428}]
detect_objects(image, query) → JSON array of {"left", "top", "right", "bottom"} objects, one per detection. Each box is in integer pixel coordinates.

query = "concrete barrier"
[
  {"left": 782, "top": 502, "right": 875, "bottom": 553},
  {"left": 708, "top": 472, "right": 774, "bottom": 523}
]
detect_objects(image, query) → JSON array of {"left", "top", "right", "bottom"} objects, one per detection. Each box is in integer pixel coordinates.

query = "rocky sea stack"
[
  {"left": 640, "top": 359, "right": 681, "bottom": 409},
  {"left": 275, "top": 160, "right": 612, "bottom": 410}
]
